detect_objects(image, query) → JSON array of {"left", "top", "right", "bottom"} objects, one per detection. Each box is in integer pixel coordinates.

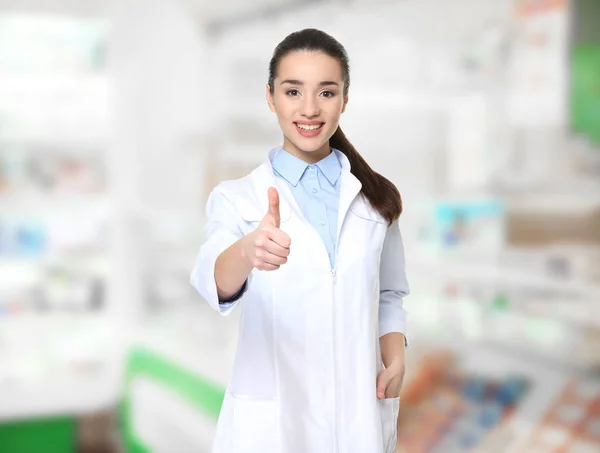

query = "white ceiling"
[
  {"left": 185, "top": 0, "right": 300, "bottom": 23},
  {"left": 0, "top": 0, "right": 330, "bottom": 25},
  {"left": 0, "top": 0, "right": 106, "bottom": 17}
]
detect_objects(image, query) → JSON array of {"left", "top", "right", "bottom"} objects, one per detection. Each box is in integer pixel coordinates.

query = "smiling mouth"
[{"left": 294, "top": 122, "right": 324, "bottom": 131}]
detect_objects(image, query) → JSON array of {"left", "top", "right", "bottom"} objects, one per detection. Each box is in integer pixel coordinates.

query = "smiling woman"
[
  {"left": 266, "top": 28, "right": 402, "bottom": 226},
  {"left": 267, "top": 50, "right": 343, "bottom": 154},
  {"left": 190, "top": 28, "right": 411, "bottom": 453}
]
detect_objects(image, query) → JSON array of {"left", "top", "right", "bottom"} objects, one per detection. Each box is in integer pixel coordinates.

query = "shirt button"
[
  {"left": 309, "top": 167, "right": 315, "bottom": 172},
  {"left": 312, "top": 188, "right": 317, "bottom": 193},
  {"left": 320, "top": 220, "right": 326, "bottom": 226}
]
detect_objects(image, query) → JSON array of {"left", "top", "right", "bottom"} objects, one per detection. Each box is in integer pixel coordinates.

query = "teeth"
[{"left": 297, "top": 123, "right": 322, "bottom": 131}]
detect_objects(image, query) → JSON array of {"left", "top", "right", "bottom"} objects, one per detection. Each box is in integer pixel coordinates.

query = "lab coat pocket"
[
  {"left": 238, "top": 204, "right": 265, "bottom": 235},
  {"left": 378, "top": 396, "right": 400, "bottom": 453},
  {"left": 232, "top": 396, "right": 278, "bottom": 453},
  {"left": 237, "top": 197, "right": 291, "bottom": 229}
]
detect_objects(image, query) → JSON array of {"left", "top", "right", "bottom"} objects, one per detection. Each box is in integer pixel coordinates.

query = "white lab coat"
[{"left": 190, "top": 148, "right": 410, "bottom": 453}]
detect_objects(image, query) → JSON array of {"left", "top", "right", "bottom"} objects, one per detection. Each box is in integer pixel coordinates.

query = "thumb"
[
  {"left": 376, "top": 369, "right": 392, "bottom": 400},
  {"left": 266, "top": 187, "right": 280, "bottom": 228}
]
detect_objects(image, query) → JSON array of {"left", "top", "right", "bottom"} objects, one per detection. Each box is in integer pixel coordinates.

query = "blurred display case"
[
  {"left": 397, "top": 343, "right": 600, "bottom": 453},
  {"left": 120, "top": 304, "right": 239, "bottom": 453},
  {"left": 409, "top": 195, "right": 600, "bottom": 369},
  {"left": 0, "top": 13, "right": 123, "bottom": 453}
]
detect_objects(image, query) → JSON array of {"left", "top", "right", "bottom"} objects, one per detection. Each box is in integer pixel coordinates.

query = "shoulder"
[
  {"left": 206, "top": 164, "right": 270, "bottom": 220},
  {"left": 210, "top": 164, "right": 268, "bottom": 200},
  {"left": 352, "top": 193, "right": 388, "bottom": 225}
]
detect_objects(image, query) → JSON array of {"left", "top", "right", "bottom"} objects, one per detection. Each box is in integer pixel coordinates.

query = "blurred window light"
[
  {"left": 0, "top": 13, "right": 109, "bottom": 143},
  {"left": 0, "top": 13, "right": 107, "bottom": 74}
]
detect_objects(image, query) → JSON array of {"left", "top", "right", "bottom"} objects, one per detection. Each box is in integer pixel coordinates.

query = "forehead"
[{"left": 276, "top": 51, "right": 343, "bottom": 83}]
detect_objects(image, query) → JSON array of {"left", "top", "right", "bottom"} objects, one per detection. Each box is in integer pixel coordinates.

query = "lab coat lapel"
[
  {"left": 260, "top": 147, "right": 362, "bottom": 234},
  {"left": 335, "top": 151, "right": 362, "bottom": 242}
]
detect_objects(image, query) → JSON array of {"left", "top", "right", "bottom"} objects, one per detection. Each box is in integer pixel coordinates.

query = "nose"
[{"left": 300, "top": 95, "right": 320, "bottom": 118}]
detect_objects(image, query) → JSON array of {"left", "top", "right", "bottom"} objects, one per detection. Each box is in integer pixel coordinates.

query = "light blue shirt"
[{"left": 270, "top": 147, "right": 341, "bottom": 268}]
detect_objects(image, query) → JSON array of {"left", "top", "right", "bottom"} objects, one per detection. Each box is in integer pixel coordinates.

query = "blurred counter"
[{"left": 120, "top": 304, "right": 239, "bottom": 453}]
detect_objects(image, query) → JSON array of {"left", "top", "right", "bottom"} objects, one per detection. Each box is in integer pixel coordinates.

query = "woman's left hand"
[{"left": 376, "top": 358, "right": 406, "bottom": 399}]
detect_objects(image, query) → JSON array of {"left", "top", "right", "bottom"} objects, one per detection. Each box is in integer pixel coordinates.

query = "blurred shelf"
[
  {"left": 0, "top": 192, "right": 110, "bottom": 212},
  {"left": 411, "top": 278, "right": 600, "bottom": 334},
  {"left": 0, "top": 367, "right": 119, "bottom": 422},
  {"left": 0, "top": 135, "right": 107, "bottom": 154},
  {"left": 506, "top": 192, "right": 600, "bottom": 213},
  {"left": 0, "top": 349, "right": 123, "bottom": 422},
  {"left": 0, "top": 256, "right": 109, "bottom": 293},
  {"left": 476, "top": 334, "right": 600, "bottom": 370},
  {"left": 410, "top": 255, "right": 600, "bottom": 298},
  {"left": 0, "top": 312, "right": 127, "bottom": 421},
  {"left": 0, "top": 255, "right": 110, "bottom": 270},
  {"left": 524, "top": 298, "right": 600, "bottom": 330},
  {"left": 454, "top": 343, "right": 577, "bottom": 453},
  {"left": 132, "top": 304, "right": 239, "bottom": 389}
]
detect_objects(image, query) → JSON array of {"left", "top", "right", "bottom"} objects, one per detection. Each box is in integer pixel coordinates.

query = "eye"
[
  {"left": 321, "top": 90, "right": 336, "bottom": 98},
  {"left": 286, "top": 89, "right": 300, "bottom": 96}
]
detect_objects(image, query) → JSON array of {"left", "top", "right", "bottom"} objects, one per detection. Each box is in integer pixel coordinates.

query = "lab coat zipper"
[
  {"left": 277, "top": 180, "right": 345, "bottom": 452},
  {"left": 330, "top": 266, "right": 338, "bottom": 453},
  {"left": 331, "top": 252, "right": 339, "bottom": 453}
]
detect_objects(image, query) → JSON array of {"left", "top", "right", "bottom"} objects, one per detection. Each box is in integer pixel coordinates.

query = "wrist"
[
  {"left": 384, "top": 349, "right": 406, "bottom": 372},
  {"left": 380, "top": 332, "right": 406, "bottom": 369},
  {"left": 387, "top": 355, "right": 405, "bottom": 368},
  {"left": 239, "top": 234, "right": 254, "bottom": 268}
]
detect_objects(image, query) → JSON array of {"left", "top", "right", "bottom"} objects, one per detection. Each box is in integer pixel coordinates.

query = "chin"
[
  {"left": 296, "top": 144, "right": 329, "bottom": 156},
  {"left": 282, "top": 127, "right": 333, "bottom": 156},
  {"left": 298, "top": 141, "right": 327, "bottom": 152},
  {"left": 293, "top": 134, "right": 332, "bottom": 152}
]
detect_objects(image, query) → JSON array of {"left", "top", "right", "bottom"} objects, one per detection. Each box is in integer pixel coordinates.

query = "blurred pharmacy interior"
[{"left": 0, "top": 0, "right": 599, "bottom": 452}]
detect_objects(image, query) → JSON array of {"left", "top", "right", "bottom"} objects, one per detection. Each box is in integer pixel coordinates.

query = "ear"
[
  {"left": 266, "top": 83, "right": 276, "bottom": 113},
  {"left": 341, "top": 94, "right": 349, "bottom": 114}
]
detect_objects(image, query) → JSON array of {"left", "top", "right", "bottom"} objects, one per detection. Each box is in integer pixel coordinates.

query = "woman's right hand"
[{"left": 243, "top": 187, "right": 291, "bottom": 271}]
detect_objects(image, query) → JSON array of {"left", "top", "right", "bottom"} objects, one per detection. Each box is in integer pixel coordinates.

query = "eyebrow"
[{"left": 280, "top": 79, "right": 339, "bottom": 87}]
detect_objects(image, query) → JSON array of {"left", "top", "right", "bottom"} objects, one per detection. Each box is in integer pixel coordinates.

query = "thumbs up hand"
[
  {"left": 243, "top": 187, "right": 291, "bottom": 271},
  {"left": 261, "top": 186, "right": 281, "bottom": 229}
]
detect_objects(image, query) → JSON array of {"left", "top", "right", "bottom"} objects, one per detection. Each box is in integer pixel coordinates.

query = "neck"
[{"left": 281, "top": 137, "right": 330, "bottom": 164}]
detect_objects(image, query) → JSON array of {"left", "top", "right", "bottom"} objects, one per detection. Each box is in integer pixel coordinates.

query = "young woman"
[{"left": 191, "top": 28, "right": 410, "bottom": 453}]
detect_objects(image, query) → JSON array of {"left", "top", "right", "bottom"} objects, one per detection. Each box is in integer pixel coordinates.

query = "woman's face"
[{"left": 266, "top": 51, "right": 348, "bottom": 163}]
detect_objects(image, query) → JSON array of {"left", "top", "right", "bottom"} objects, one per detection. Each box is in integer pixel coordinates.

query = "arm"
[
  {"left": 377, "top": 219, "right": 410, "bottom": 398},
  {"left": 190, "top": 187, "right": 252, "bottom": 315},
  {"left": 215, "top": 238, "right": 253, "bottom": 301},
  {"left": 380, "top": 332, "right": 406, "bottom": 370},
  {"left": 379, "top": 218, "right": 410, "bottom": 347},
  {"left": 190, "top": 186, "right": 290, "bottom": 314}
]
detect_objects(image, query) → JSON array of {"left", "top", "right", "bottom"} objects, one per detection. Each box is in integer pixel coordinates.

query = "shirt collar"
[
  {"left": 316, "top": 150, "right": 342, "bottom": 185},
  {"left": 270, "top": 147, "right": 342, "bottom": 187}
]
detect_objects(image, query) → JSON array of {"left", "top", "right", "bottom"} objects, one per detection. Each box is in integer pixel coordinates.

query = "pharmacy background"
[{"left": 0, "top": 0, "right": 599, "bottom": 452}]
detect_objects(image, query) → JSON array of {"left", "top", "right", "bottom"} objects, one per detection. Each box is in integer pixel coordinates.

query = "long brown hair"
[{"left": 268, "top": 28, "right": 402, "bottom": 225}]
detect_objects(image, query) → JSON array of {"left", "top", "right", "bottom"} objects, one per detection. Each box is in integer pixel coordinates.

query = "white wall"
[{"left": 107, "top": 0, "right": 210, "bottom": 320}]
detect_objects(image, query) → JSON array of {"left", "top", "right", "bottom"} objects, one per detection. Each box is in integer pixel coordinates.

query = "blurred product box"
[
  {"left": 500, "top": 244, "right": 600, "bottom": 285},
  {"left": 397, "top": 348, "right": 532, "bottom": 453},
  {"left": 506, "top": 203, "right": 600, "bottom": 247},
  {"left": 517, "top": 377, "right": 600, "bottom": 453},
  {"left": 432, "top": 200, "right": 505, "bottom": 251}
]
